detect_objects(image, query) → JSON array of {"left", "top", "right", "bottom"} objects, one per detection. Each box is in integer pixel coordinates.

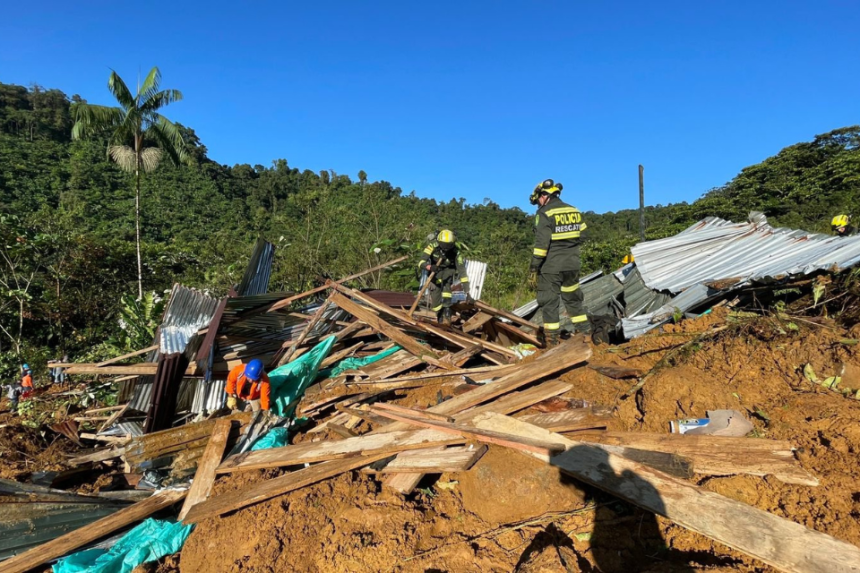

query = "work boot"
[
  {"left": 546, "top": 331, "right": 561, "bottom": 347},
  {"left": 441, "top": 307, "right": 453, "bottom": 327}
]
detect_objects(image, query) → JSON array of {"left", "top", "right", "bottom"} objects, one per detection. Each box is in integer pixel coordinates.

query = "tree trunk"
[{"left": 135, "top": 166, "right": 143, "bottom": 301}]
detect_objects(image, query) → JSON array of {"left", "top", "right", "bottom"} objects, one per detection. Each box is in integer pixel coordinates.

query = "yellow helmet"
[
  {"left": 529, "top": 179, "right": 563, "bottom": 205},
  {"left": 437, "top": 229, "right": 455, "bottom": 248},
  {"left": 832, "top": 215, "right": 850, "bottom": 228}
]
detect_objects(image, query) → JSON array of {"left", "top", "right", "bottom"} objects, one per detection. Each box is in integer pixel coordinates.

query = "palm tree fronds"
[
  {"left": 108, "top": 71, "right": 136, "bottom": 109},
  {"left": 109, "top": 145, "right": 138, "bottom": 172},
  {"left": 139, "top": 67, "right": 162, "bottom": 103},
  {"left": 148, "top": 115, "right": 190, "bottom": 166},
  {"left": 140, "top": 147, "right": 163, "bottom": 173},
  {"left": 71, "top": 104, "right": 124, "bottom": 140},
  {"left": 140, "top": 89, "right": 184, "bottom": 113}
]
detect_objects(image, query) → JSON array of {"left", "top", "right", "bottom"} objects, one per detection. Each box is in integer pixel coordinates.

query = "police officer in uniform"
[
  {"left": 528, "top": 179, "right": 588, "bottom": 346},
  {"left": 418, "top": 229, "right": 470, "bottom": 325}
]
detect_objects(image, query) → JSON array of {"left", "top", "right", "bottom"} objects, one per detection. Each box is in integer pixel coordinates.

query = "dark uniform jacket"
[
  {"left": 530, "top": 196, "right": 587, "bottom": 274},
  {"left": 419, "top": 241, "right": 469, "bottom": 285}
]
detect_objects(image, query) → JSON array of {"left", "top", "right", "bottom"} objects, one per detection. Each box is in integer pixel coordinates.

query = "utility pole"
[{"left": 638, "top": 164, "right": 645, "bottom": 241}]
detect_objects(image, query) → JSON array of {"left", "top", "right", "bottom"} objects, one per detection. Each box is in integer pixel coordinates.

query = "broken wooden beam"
[
  {"left": 474, "top": 414, "right": 853, "bottom": 573},
  {"left": 95, "top": 345, "right": 159, "bottom": 367},
  {"left": 216, "top": 428, "right": 466, "bottom": 473},
  {"left": 369, "top": 407, "right": 567, "bottom": 457},
  {"left": 379, "top": 445, "right": 488, "bottom": 474},
  {"left": 177, "top": 418, "right": 233, "bottom": 521},
  {"left": 329, "top": 291, "right": 453, "bottom": 370},
  {"left": 183, "top": 452, "right": 394, "bottom": 523}
]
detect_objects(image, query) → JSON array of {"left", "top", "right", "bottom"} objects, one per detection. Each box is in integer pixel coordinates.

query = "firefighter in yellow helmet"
[
  {"left": 418, "top": 229, "right": 470, "bottom": 325},
  {"left": 831, "top": 215, "right": 857, "bottom": 237},
  {"left": 528, "top": 179, "right": 588, "bottom": 346}
]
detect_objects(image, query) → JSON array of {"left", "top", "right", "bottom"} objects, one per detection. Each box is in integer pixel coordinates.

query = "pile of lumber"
[{"left": 11, "top": 276, "right": 859, "bottom": 573}]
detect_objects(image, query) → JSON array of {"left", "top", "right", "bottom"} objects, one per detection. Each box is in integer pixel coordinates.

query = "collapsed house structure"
[{"left": 4, "top": 216, "right": 860, "bottom": 573}]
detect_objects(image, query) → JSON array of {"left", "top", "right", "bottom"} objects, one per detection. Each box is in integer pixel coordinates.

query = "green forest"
[{"left": 2, "top": 79, "right": 859, "bottom": 377}]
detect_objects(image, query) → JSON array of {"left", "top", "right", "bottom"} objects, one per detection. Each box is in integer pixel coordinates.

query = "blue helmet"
[
  {"left": 22, "top": 364, "right": 30, "bottom": 371},
  {"left": 244, "top": 359, "right": 264, "bottom": 381}
]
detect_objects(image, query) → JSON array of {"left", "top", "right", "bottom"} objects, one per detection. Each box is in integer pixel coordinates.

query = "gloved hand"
[
  {"left": 426, "top": 264, "right": 438, "bottom": 273},
  {"left": 527, "top": 270, "right": 539, "bottom": 289},
  {"left": 226, "top": 395, "right": 238, "bottom": 410}
]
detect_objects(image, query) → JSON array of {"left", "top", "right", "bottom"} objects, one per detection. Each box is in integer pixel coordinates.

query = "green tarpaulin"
[
  {"left": 54, "top": 519, "right": 193, "bottom": 573},
  {"left": 267, "top": 336, "right": 336, "bottom": 418},
  {"left": 323, "top": 344, "right": 402, "bottom": 378}
]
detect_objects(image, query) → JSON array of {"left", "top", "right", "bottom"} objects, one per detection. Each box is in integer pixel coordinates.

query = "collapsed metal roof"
[
  {"left": 158, "top": 284, "right": 220, "bottom": 355},
  {"left": 632, "top": 212, "right": 860, "bottom": 293},
  {"left": 237, "top": 239, "right": 276, "bottom": 297}
]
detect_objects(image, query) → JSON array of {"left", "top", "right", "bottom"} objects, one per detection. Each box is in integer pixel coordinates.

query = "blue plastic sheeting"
[
  {"left": 250, "top": 427, "right": 290, "bottom": 450},
  {"left": 325, "top": 345, "right": 402, "bottom": 378},
  {"left": 54, "top": 519, "right": 193, "bottom": 573},
  {"left": 267, "top": 336, "right": 336, "bottom": 418}
]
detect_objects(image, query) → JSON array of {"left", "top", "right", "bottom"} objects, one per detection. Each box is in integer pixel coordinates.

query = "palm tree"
[{"left": 71, "top": 67, "right": 189, "bottom": 299}]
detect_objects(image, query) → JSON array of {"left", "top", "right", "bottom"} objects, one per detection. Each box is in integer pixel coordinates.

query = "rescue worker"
[
  {"left": 528, "top": 179, "right": 588, "bottom": 346},
  {"left": 418, "top": 229, "right": 471, "bottom": 325},
  {"left": 224, "top": 358, "right": 271, "bottom": 412},
  {"left": 20, "top": 364, "right": 33, "bottom": 398},
  {"left": 6, "top": 382, "right": 23, "bottom": 414},
  {"left": 831, "top": 215, "right": 857, "bottom": 237},
  {"left": 622, "top": 253, "right": 634, "bottom": 265}
]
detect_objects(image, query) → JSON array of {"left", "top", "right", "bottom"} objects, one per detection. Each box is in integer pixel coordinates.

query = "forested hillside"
[{"left": 1, "top": 80, "right": 859, "bottom": 374}]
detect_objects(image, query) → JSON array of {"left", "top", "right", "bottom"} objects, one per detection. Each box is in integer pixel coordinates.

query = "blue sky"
[{"left": 2, "top": 1, "right": 858, "bottom": 214}]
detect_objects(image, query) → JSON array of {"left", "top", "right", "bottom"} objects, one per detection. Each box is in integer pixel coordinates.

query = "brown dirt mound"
[{"left": 0, "top": 413, "right": 77, "bottom": 480}]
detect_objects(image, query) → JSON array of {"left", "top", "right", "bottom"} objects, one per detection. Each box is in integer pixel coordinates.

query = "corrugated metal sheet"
[
  {"left": 99, "top": 421, "right": 144, "bottom": 437},
  {"left": 0, "top": 480, "right": 129, "bottom": 560},
  {"left": 513, "top": 270, "right": 608, "bottom": 318},
  {"left": 159, "top": 284, "right": 220, "bottom": 355},
  {"left": 632, "top": 212, "right": 860, "bottom": 293},
  {"left": 621, "top": 284, "right": 720, "bottom": 338},
  {"left": 237, "top": 239, "right": 275, "bottom": 296},
  {"left": 419, "top": 259, "right": 488, "bottom": 300},
  {"left": 621, "top": 268, "right": 672, "bottom": 317},
  {"left": 191, "top": 379, "right": 227, "bottom": 414}
]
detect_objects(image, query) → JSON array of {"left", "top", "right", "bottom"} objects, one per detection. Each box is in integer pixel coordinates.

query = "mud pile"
[{"left": 180, "top": 310, "right": 860, "bottom": 572}]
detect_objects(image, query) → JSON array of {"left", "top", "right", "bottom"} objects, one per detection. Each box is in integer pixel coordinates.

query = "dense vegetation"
[{"left": 2, "top": 80, "right": 859, "bottom": 377}]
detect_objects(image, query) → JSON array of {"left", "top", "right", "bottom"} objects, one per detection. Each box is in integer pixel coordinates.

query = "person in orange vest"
[
  {"left": 224, "top": 359, "right": 271, "bottom": 412},
  {"left": 20, "top": 364, "right": 34, "bottom": 398}
]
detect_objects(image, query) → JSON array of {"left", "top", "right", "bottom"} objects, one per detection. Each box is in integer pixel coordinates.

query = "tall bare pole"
[{"left": 638, "top": 164, "right": 645, "bottom": 241}]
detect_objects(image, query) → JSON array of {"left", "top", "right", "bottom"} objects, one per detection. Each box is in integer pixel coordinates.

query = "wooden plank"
[
  {"left": 333, "top": 284, "right": 518, "bottom": 359},
  {"left": 84, "top": 405, "right": 126, "bottom": 415},
  {"left": 99, "top": 402, "right": 130, "bottom": 433},
  {"left": 68, "top": 446, "right": 127, "bottom": 465},
  {"left": 474, "top": 414, "right": 857, "bottom": 573},
  {"left": 493, "top": 319, "right": 544, "bottom": 347},
  {"left": 472, "top": 300, "right": 541, "bottom": 331},
  {"left": 374, "top": 402, "right": 455, "bottom": 423},
  {"left": 462, "top": 311, "right": 493, "bottom": 333},
  {"left": 184, "top": 452, "right": 392, "bottom": 523},
  {"left": 80, "top": 433, "right": 131, "bottom": 444},
  {"left": 95, "top": 345, "right": 159, "bottom": 367},
  {"left": 64, "top": 363, "right": 197, "bottom": 376},
  {"left": 381, "top": 445, "right": 488, "bottom": 474},
  {"left": 351, "top": 364, "right": 513, "bottom": 387},
  {"left": 369, "top": 408, "right": 566, "bottom": 457},
  {"left": 177, "top": 419, "right": 233, "bottom": 521},
  {"left": 277, "top": 293, "right": 334, "bottom": 366},
  {"left": 457, "top": 380, "right": 574, "bottom": 423},
  {"left": 381, "top": 342, "right": 590, "bottom": 493},
  {"left": 266, "top": 255, "right": 410, "bottom": 313},
  {"left": 329, "top": 292, "right": 452, "bottom": 370},
  {"left": 440, "top": 344, "right": 483, "bottom": 367},
  {"left": 1, "top": 489, "right": 187, "bottom": 573},
  {"left": 320, "top": 342, "right": 365, "bottom": 369},
  {"left": 216, "top": 428, "right": 466, "bottom": 473},
  {"left": 573, "top": 431, "right": 818, "bottom": 486},
  {"left": 518, "top": 408, "right": 612, "bottom": 433}
]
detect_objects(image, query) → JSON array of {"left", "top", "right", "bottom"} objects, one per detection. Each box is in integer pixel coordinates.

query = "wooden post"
[
  {"left": 639, "top": 164, "right": 645, "bottom": 241},
  {"left": 408, "top": 271, "right": 435, "bottom": 318}
]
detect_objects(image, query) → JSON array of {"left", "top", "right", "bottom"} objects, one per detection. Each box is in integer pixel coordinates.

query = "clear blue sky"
[{"left": 2, "top": 1, "right": 858, "bottom": 214}]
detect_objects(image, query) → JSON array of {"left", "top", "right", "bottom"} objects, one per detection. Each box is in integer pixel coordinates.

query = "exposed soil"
[
  {"left": 0, "top": 411, "right": 77, "bottom": 480},
  {"left": 180, "top": 310, "right": 860, "bottom": 572}
]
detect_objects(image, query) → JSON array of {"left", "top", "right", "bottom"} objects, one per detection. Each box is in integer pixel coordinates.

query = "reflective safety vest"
[{"left": 530, "top": 196, "right": 587, "bottom": 273}]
